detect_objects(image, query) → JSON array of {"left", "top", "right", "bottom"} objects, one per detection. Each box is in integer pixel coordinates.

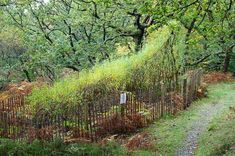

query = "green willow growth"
[{"left": 28, "top": 21, "right": 186, "bottom": 113}]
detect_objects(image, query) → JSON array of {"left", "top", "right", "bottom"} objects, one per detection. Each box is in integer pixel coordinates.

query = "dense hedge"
[{"left": 28, "top": 21, "right": 186, "bottom": 112}]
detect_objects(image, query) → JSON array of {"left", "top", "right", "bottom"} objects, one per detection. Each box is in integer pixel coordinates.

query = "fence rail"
[{"left": 0, "top": 69, "right": 203, "bottom": 142}]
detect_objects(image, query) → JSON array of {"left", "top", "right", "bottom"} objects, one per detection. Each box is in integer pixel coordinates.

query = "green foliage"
[
  {"left": 0, "top": 138, "right": 66, "bottom": 156},
  {"left": 0, "top": 139, "right": 126, "bottom": 156},
  {"left": 28, "top": 24, "right": 185, "bottom": 113},
  {"left": 1, "top": 0, "right": 150, "bottom": 77},
  {"left": 143, "top": 0, "right": 235, "bottom": 72},
  {"left": 67, "top": 141, "right": 126, "bottom": 156},
  {"left": 0, "top": 13, "right": 28, "bottom": 85},
  {"left": 1, "top": 0, "right": 234, "bottom": 86}
]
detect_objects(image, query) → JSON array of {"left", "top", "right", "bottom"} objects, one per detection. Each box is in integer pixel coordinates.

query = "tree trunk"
[
  {"left": 223, "top": 51, "right": 231, "bottom": 73},
  {"left": 23, "top": 69, "right": 32, "bottom": 82},
  {"left": 133, "top": 31, "right": 144, "bottom": 52}
]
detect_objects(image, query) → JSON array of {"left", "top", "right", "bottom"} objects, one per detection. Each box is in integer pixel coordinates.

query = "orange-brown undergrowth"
[
  {"left": 0, "top": 81, "right": 44, "bottom": 100},
  {"left": 96, "top": 113, "right": 145, "bottom": 138},
  {"left": 170, "top": 92, "right": 184, "bottom": 113},
  {"left": 203, "top": 72, "right": 235, "bottom": 84},
  {"left": 125, "top": 132, "right": 155, "bottom": 150}
]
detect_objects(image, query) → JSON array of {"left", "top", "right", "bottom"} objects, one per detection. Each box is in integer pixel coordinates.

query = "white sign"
[{"left": 120, "top": 93, "right": 127, "bottom": 104}]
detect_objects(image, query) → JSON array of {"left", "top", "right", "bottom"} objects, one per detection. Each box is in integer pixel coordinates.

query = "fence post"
[
  {"left": 88, "top": 102, "right": 93, "bottom": 141},
  {"left": 182, "top": 78, "right": 187, "bottom": 109},
  {"left": 161, "top": 82, "right": 165, "bottom": 116},
  {"left": 194, "top": 72, "right": 198, "bottom": 99},
  {"left": 2, "top": 112, "right": 8, "bottom": 137}
]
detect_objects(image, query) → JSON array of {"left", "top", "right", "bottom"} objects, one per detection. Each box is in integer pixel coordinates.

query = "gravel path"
[{"left": 175, "top": 102, "right": 224, "bottom": 156}]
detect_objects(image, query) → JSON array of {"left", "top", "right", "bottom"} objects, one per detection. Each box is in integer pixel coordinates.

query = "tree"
[
  {"left": 144, "top": 0, "right": 235, "bottom": 72},
  {"left": 0, "top": 0, "right": 234, "bottom": 87},
  {"left": 2, "top": 0, "right": 154, "bottom": 74}
]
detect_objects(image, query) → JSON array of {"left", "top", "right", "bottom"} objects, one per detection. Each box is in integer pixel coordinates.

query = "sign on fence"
[{"left": 120, "top": 92, "right": 127, "bottom": 104}]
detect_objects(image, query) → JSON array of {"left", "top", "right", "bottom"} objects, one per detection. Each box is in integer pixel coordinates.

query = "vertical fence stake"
[
  {"left": 183, "top": 78, "right": 187, "bottom": 110},
  {"left": 161, "top": 82, "right": 165, "bottom": 116}
]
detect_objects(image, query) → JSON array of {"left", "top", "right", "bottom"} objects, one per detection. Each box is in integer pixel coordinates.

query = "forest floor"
[{"left": 132, "top": 82, "right": 235, "bottom": 156}]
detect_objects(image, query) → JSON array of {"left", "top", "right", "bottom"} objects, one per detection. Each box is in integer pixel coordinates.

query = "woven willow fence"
[{"left": 0, "top": 69, "right": 203, "bottom": 142}]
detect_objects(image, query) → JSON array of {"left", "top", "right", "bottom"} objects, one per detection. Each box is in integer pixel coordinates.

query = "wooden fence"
[{"left": 0, "top": 69, "right": 203, "bottom": 142}]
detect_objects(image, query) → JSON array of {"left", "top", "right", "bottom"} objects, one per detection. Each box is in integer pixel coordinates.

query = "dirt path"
[{"left": 175, "top": 102, "right": 224, "bottom": 156}]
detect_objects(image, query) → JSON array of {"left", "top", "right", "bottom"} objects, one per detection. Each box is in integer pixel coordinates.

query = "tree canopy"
[{"left": 0, "top": 0, "right": 234, "bottom": 88}]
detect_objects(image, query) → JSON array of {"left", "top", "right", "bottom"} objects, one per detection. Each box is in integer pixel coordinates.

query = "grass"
[
  {"left": 195, "top": 83, "right": 235, "bottom": 156},
  {"left": 135, "top": 82, "right": 235, "bottom": 155},
  {"left": 0, "top": 138, "right": 127, "bottom": 156}
]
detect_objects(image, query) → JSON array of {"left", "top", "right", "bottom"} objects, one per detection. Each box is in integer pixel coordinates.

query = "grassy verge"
[
  {"left": 0, "top": 138, "right": 127, "bottom": 156},
  {"left": 195, "top": 83, "right": 235, "bottom": 156},
  {"left": 136, "top": 83, "right": 235, "bottom": 155}
]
